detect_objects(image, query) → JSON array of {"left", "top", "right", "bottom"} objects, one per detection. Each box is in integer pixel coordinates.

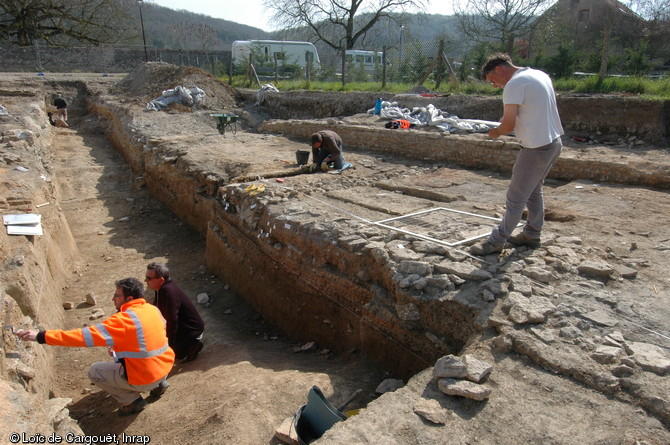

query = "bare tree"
[
  {"left": 455, "top": 0, "right": 552, "bottom": 54},
  {"left": 169, "top": 22, "right": 190, "bottom": 50},
  {"left": 629, "top": 0, "right": 670, "bottom": 62},
  {"left": 264, "top": 0, "right": 427, "bottom": 51},
  {"left": 192, "top": 24, "right": 220, "bottom": 51},
  {"left": 0, "top": 0, "right": 135, "bottom": 47}
]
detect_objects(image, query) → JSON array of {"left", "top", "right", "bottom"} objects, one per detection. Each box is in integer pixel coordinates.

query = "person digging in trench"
[
  {"left": 50, "top": 95, "right": 69, "bottom": 127},
  {"left": 308, "top": 130, "right": 353, "bottom": 173},
  {"left": 469, "top": 53, "right": 564, "bottom": 256},
  {"left": 16, "top": 278, "right": 174, "bottom": 416}
]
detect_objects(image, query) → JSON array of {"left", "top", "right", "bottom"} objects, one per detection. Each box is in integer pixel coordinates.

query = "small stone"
[
  {"left": 13, "top": 362, "right": 36, "bottom": 380},
  {"left": 89, "top": 309, "right": 105, "bottom": 320},
  {"left": 413, "top": 398, "right": 447, "bottom": 425},
  {"left": 582, "top": 310, "right": 619, "bottom": 327},
  {"left": 508, "top": 296, "right": 555, "bottom": 324},
  {"left": 274, "top": 416, "right": 299, "bottom": 444},
  {"left": 559, "top": 326, "right": 582, "bottom": 339},
  {"left": 196, "top": 292, "right": 210, "bottom": 304},
  {"left": 299, "top": 341, "right": 317, "bottom": 352},
  {"left": 462, "top": 355, "right": 493, "bottom": 383},
  {"left": 433, "top": 355, "right": 467, "bottom": 379},
  {"left": 438, "top": 378, "right": 492, "bottom": 401},
  {"left": 578, "top": 261, "right": 614, "bottom": 279},
  {"left": 530, "top": 327, "right": 556, "bottom": 343},
  {"left": 611, "top": 365, "right": 635, "bottom": 378},
  {"left": 85, "top": 292, "right": 97, "bottom": 306},
  {"left": 375, "top": 378, "right": 404, "bottom": 394},
  {"left": 612, "top": 264, "right": 638, "bottom": 279},
  {"left": 626, "top": 341, "right": 670, "bottom": 375},
  {"left": 482, "top": 290, "right": 496, "bottom": 302},
  {"left": 397, "top": 303, "right": 421, "bottom": 321},
  {"left": 591, "top": 345, "right": 624, "bottom": 364},
  {"left": 607, "top": 331, "right": 626, "bottom": 343},
  {"left": 63, "top": 301, "right": 74, "bottom": 310},
  {"left": 491, "top": 334, "right": 513, "bottom": 353}
]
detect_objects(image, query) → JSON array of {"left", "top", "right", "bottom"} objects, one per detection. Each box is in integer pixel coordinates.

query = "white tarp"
[
  {"left": 146, "top": 86, "right": 205, "bottom": 111},
  {"left": 256, "top": 84, "right": 279, "bottom": 105},
  {"left": 370, "top": 100, "right": 500, "bottom": 134}
]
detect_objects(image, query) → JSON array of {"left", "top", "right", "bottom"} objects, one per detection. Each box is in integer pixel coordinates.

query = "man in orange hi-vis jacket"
[{"left": 17, "top": 277, "right": 175, "bottom": 416}]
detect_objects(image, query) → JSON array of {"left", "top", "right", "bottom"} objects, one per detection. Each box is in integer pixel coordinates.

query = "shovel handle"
[{"left": 337, "top": 389, "right": 362, "bottom": 412}]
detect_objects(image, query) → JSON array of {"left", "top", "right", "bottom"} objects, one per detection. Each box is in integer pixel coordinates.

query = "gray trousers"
[
  {"left": 88, "top": 361, "right": 165, "bottom": 405},
  {"left": 489, "top": 137, "right": 562, "bottom": 246}
]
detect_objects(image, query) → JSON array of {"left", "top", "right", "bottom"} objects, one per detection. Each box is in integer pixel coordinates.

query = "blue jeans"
[
  {"left": 489, "top": 137, "right": 562, "bottom": 246},
  {"left": 313, "top": 144, "right": 346, "bottom": 169}
]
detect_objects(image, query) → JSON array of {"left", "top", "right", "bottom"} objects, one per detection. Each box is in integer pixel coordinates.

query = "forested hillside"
[
  {"left": 133, "top": 2, "right": 271, "bottom": 50},
  {"left": 132, "top": 3, "right": 455, "bottom": 51}
]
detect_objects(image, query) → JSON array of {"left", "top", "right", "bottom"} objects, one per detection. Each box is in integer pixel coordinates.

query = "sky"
[{"left": 147, "top": 0, "right": 455, "bottom": 31}]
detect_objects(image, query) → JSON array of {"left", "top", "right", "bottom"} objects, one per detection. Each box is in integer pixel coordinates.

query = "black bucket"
[{"left": 296, "top": 150, "right": 310, "bottom": 165}]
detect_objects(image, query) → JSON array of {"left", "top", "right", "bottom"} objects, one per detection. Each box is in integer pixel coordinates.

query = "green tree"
[
  {"left": 544, "top": 45, "right": 578, "bottom": 78},
  {"left": 0, "top": 0, "right": 134, "bottom": 46},
  {"left": 624, "top": 42, "right": 651, "bottom": 75}
]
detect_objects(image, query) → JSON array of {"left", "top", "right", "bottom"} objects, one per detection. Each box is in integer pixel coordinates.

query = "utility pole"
[{"left": 137, "top": 0, "right": 148, "bottom": 62}]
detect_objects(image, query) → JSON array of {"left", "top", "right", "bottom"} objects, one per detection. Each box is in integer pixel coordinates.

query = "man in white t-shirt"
[{"left": 470, "top": 53, "right": 564, "bottom": 256}]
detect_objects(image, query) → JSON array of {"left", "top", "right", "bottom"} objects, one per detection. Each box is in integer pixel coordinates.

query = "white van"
[
  {"left": 231, "top": 40, "right": 321, "bottom": 70},
  {"left": 345, "top": 49, "right": 385, "bottom": 72}
]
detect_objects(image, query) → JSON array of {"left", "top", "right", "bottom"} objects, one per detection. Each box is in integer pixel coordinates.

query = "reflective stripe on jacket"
[{"left": 44, "top": 298, "right": 174, "bottom": 385}]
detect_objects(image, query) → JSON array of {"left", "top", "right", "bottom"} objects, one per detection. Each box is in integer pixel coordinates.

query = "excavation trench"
[
  {"left": 83, "top": 82, "right": 670, "bottom": 381},
  {"left": 88, "top": 99, "right": 473, "bottom": 379},
  {"left": 4, "top": 72, "right": 670, "bottom": 443}
]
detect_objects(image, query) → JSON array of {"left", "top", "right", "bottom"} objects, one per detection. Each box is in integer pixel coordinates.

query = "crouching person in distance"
[{"left": 17, "top": 277, "right": 175, "bottom": 416}]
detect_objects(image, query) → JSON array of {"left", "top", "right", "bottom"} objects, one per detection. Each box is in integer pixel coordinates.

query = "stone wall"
[
  {"left": 0, "top": 88, "right": 84, "bottom": 437},
  {"left": 259, "top": 119, "right": 670, "bottom": 189},
  {"left": 244, "top": 90, "right": 670, "bottom": 144}
]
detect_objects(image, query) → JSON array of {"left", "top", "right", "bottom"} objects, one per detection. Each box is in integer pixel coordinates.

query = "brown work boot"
[
  {"left": 149, "top": 379, "right": 169, "bottom": 398},
  {"left": 469, "top": 240, "right": 503, "bottom": 256},
  {"left": 117, "top": 396, "right": 147, "bottom": 416},
  {"left": 181, "top": 340, "right": 203, "bottom": 363},
  {"left": 507, "top": 232, "right": 541, "bottom": 249}
]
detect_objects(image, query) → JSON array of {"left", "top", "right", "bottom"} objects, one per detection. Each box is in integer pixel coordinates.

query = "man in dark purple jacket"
[{"left": 145, "top": 262, "right": 205, "bottom": 364}]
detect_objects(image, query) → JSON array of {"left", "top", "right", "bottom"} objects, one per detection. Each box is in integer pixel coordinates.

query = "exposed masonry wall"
[
  {"left": 242, "top": 90, "right": 670, "bottom": 144},
  {"left": 259, "top": 120, "right": 670, "bottom": 189},
  {"left": 0, "top": 90, "right": 83, "bottom": 437}
]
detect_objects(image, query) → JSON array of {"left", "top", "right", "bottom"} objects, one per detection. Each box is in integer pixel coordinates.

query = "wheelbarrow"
[
  {"left": 292, "top": 386, "right": 362, "bottom": 444},
  {"left": 209, "top": 113, "right": 238, "bottom": 135}
]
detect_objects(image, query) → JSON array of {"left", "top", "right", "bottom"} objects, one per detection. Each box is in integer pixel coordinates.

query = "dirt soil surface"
[
  {"left": 42, "top": 91, "right": 387, "bottom": 444},
  {"left": 1, "top": 66, "right": 669, "bottom": 444}
]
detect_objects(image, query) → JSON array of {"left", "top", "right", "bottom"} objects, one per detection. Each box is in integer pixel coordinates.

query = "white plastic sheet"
[
  {"left": 370, "top": 100, "right": 500, "bottom": 134},
  {"left": 256, "top": 84, "right": 279, "bottom": 105},
  {"left": 146, "top": 86, "right": 205, "bottom": 111}
]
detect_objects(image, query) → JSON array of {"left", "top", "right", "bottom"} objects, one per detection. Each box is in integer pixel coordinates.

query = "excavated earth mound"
[{"left": 112, "top": 61, "right": 241, "bottom": 109}]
